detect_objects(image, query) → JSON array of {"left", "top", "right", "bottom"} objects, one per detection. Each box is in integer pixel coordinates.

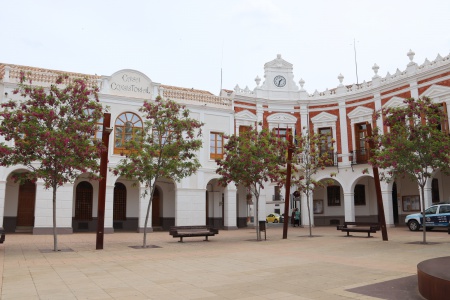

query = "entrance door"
[
  {"left": 113, "top": 182, "right": 127, "bottom": 221},
  {"left": 17, "top": 180, "right": 36, "bottom": 227},
  {"left": 75, "top": 181, "right": 93, "bottom": 220},
  {"left": 151, "top": 189, "right": 160, "bottom": 227},
  {"left": 392, "top": 182, "right": 399, "bottom": 224}
]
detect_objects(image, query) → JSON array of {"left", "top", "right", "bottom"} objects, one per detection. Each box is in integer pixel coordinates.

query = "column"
[
  {"left": 176, "top": 188, "right": 206, "bottom": 226},
  {"left": 381, "top": 188, "right": 395, "bottom": 227},
  {"left": 338, "top": 101, "right": 350, "bottom": 166},
  {"left": 256, "top": 103, "right": 264, "bottom": 131},
  {"left": 104, "top": 184, "right": 115, "bottom": 233},
  {"left": 422, "top": 186, "right": 432, "bottom": 210},
  {"left": 374, "top": 92, "right": 383, "bottom": 133},
  {"left": 34, "top": 181, "right": 73, "bottom": 234},
  {"left": 343, "top": 192, "right": 355, "bottom": 222},
  {"left": 301, "top": 191, "right": 314, "bottom": 227},
  {"left": 300, "top": 105, "right": 308, "bottom": 133},
  {"left": 138, "top": 185, "right": 152, "bottom": 233},
  {"left": 223, "top": 183, "right": 237, "bottom": 230}
]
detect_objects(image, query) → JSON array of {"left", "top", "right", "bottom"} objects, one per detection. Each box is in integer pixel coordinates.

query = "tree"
[
  {"left": 369, "top": 97, "right": 450, "bottom": 244},
  {"left": 112, "top": 96, "right": 203, "bottom": 248},
  {"left": 216, "top": 127, "right": 288, "bottom": 241},
  {"left": 0, "top": 72, "right": 104, "bottom": 251},
  {"left": 290, "top": 129, "right": 334, "bottom": 237}
]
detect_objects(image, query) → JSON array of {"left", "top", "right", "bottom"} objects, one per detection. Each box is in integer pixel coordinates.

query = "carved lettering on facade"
[{"left": 109, "top": 71, "right": 151, "bottom": 97}]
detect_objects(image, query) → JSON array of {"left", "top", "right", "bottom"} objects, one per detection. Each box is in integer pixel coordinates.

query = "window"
[
  {"left": 153, "top": 128, "right": 171, "bottom": 145},
  {"left": 114, "top": 112, "right": 143, "bottom": 155},
  {"left": 354, "top": 123, "right": 369, "bottom": 163},
  {"left": 327, "top": 186, "right": 341, "bottom": 206},
  {"left": 319, "top": 127, "right": 334, "bottom": 165},
  {"left": 274, "top": 186, "right": 281, "bottom": 201},
  {"left": 210, "top": 132, "right": 223, "bottom": 159},
  {"left": 273, "top": 127, "right": 293, "bottom": 143},
  {"left": 94, "top": 117, "right": 103, "bottom": 141},
  {"left": 439, "top": 205, "right": 450, "bottom": 213},
  {"left": 239, "top": 125, "right": 251, "bottom": 135},
  {"left": 354, "top": 184, "right": 366, "bottom": 206},
  {"left": 437, "top": 103, "right": 449, "bottom": 134},
  {"left": 432, "top": 178, "right": 440, "bottom": 203}
]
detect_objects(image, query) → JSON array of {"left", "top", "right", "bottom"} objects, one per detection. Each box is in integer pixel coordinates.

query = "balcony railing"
[
  {"left": 351, "top": 149, "right": 369, "bottom": 164},
  {"left": 320, "top": 151, "right": 339, "bottom": 167},
  {"left": 272, "top": 194, "right": 284, "bottom": 201}
]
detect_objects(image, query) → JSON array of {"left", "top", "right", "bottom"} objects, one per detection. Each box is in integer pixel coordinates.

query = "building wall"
[{"left": 1, "top": 49, "right": 450, "bottom": 233}]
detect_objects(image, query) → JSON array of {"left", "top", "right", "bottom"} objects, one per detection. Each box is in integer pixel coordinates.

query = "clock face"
[{"left": 274, "top": 75, "right": 286, "bottom": 87}]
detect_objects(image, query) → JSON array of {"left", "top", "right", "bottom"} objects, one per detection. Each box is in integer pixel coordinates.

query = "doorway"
[
  {"left": 17, "top": 180, "right": 36, "bottom": 228},
  {"left": 151, "top": 188, "right": 161, "bottom": 227}
]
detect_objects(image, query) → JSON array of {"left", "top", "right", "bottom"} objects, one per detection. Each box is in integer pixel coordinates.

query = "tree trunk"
[
  {"left": 306, "top": 190, "right": 312, "bottom": 237},
  {"left": 420, "top": 185, "right": 427, "bottom": 244},
  {"left": 255, "top": 195, "right": 261, "bottom": 241},
  {"left": 52, "top": 185, "right": 58, "bottom": 251},
  {"left": 143, "top": 181, "right": 156, "bottom": 248}
]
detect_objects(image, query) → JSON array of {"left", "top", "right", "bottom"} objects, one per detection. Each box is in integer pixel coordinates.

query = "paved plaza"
[{"left": 1, "top": 225, "right": 446, "bottom": 299}]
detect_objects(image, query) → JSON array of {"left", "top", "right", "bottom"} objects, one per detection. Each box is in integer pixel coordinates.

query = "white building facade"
[{"left": 1, "top": 49, "right": 450, "bottom": 234}]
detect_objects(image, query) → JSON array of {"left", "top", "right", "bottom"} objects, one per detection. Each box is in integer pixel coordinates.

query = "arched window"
[
  {"left": 113, "top": 182, "right": 127, "bottom": 221},
  {"left": 114, "top": 112, "right": 143, "bottom": 154},
  {"left": 75, "top": 181, "right": 93, "bottom": 220}
]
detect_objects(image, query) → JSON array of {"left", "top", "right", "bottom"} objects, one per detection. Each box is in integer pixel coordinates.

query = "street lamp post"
[{"left": 96, "top": 113, "right": 112, "bottom": 250}]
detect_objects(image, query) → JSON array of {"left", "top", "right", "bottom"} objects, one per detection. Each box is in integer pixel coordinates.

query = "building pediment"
[
  {"left": 264, "top": 55, "right": 293, "bottom": 70},
  {"left": 267, "top": 113, "right": 297, "bottom": 123},
  {"left": 347, "top": 106, "right": 374, "bottom": 119},
  {"left": 311, "top": 112, "right": 338, "bottom": 123},
  {"left": 420, "top": 84, "right": 450, "bottom": 101},
  {"left": 383, "top": 96, "right": 407, "bottom": 109},
  {"left": 235, "top": 110, "right": 257, "bottom": 121}
]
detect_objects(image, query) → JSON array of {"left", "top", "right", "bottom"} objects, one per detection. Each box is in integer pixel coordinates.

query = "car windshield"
[{"left": 425, "top": 206, "right": 438, "bottom": 214}]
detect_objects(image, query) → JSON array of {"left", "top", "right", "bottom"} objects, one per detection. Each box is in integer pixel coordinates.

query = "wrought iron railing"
[{"left": 351, "top": 149, "right": 369, "bottom": 164}]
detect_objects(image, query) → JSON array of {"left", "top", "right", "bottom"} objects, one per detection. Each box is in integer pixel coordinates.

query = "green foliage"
[
  {"left": 369, "top": 96, "right": 450, "bottom": 243},
  {"left": 291, "top": 128, "right": 335, "bottom": 191},
  {"left": 112, "top": 96, "right": 204, "bottom": 247},
  {"left": 369, "top": 97, "right": 450, "bottom": 185},
  {"left": 216, "top": 127, "right": 288, "bottom": 193},
  {"left": 215, "top": 127, "right": 288, "bottom": 240},
  {"left": 0, "top": 72, "right": 104, "bottom": 251},
  {"left": 290, "top": 129, "right": 335, "bottom": 237}
]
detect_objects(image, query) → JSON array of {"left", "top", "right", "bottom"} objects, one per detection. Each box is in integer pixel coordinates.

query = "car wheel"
[
  {"left": 408, "top": 220, "right": 420, "bottom": 231},
  {"left": 274, "top": 219, "right": 278, "bottom": 223}
]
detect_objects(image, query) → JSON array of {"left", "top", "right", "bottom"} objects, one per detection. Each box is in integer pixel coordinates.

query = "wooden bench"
[
  {"left": 169, "top": 225, "right": 219, "bottom": 243},
  {"left": 337, "top": 222, "right": 380, "bottom": 237}
]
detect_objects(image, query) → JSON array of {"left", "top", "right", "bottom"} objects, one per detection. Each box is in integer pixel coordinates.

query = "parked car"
[
  {"left": 266, "top": 213, "right": 283, "bottom": 223},
  {"left": 405, "top": 202, "right": 450, "bottom": 231}
]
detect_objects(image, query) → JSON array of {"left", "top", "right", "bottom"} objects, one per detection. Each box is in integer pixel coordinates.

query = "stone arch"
[{"left": 3, "top": 169, "right": 36, "bottom": 233}]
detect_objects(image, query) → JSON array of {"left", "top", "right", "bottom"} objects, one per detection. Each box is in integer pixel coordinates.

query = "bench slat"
[
  {"left": 337, "top": 222, "right": 380, "bottom": 237},
  {"left": 169, "top": 225, "right": 219, "bottom": 242}
]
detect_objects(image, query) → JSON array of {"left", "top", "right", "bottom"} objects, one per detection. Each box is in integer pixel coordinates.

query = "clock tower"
[{"left": 254, "top": 54, "right": 300, "bottom": 100}]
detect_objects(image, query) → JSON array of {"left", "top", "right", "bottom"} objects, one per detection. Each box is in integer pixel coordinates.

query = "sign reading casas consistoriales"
[{"left": 108, "top": 70, "right": 152, "bottom": 97}]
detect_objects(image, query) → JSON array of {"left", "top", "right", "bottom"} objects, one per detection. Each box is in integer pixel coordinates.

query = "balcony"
[{"left": 351, "top": 149, "right": 369, "bottom": 165}]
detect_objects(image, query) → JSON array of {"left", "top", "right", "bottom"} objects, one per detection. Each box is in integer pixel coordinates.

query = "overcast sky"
[{"left": 2, "top": 0, "right": 450, "bottom": 95}]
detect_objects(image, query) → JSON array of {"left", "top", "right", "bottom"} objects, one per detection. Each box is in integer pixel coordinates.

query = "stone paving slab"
[{"left": 0, "top": 225, "right": 446, "bottom": 299}]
